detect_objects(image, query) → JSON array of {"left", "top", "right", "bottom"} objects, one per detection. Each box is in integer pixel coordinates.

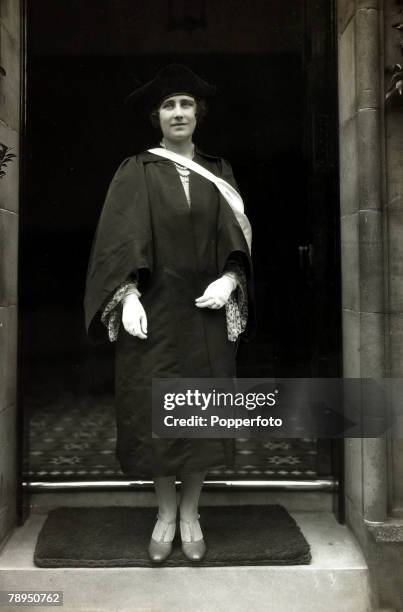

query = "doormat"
[{"left": 34, "top": 505, "right": 311, "bottom": 567}]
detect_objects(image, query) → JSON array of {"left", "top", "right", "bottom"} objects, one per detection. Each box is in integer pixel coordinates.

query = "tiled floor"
[{"left": 26, "top": 393, "right": 319, "bottom": 481}]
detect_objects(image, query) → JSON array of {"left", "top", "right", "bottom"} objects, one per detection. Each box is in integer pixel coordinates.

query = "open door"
[{"left": 20, "top": 1, "right": 342, "bottom": 518}]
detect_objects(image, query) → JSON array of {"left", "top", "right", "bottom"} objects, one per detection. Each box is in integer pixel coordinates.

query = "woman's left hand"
[{"left": 195, "top": 275, "right": 236, "bottom": 309}]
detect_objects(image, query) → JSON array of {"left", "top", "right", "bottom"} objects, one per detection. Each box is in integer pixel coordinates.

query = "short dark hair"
[{"left": 149, "top": 98, "right": 208, "bottom": 129}]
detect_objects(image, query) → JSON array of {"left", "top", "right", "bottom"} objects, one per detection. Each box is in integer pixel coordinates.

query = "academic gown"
[{"left": 84, "top": 147, "right": 255, "bottom": 478}]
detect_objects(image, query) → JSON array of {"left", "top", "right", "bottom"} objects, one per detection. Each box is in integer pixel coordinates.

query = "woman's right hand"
[{"left": 122, "top": 294, "right": 148, "bottom": 339}]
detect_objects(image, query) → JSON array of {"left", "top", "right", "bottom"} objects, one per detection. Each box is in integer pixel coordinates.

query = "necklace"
[{"left": 160, "top": 141, "right": 194, "bottom": 178}]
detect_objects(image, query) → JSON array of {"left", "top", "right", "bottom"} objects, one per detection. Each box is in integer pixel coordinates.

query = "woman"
[{"left": 84, "top": 64, "right": 254, "bottom": 563}]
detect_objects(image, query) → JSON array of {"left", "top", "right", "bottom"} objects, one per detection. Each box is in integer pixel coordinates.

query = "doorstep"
[
  {"left": 28, "top": 489, "right": 334, "bottom": 514},
  {"left": 0, "top": 511, "right": 371, "bottom": 612}
]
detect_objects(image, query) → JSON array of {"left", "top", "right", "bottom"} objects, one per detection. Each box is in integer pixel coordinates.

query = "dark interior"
[{"left": 21, "top": 0, "right": 341, "bottom": 482}]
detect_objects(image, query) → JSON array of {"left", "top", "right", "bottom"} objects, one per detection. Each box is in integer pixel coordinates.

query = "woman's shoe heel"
[
  {"left": 148, "top": 514, "right": 176, "bottom": 563},
  {"left": 180, "top": 513, "right": 206, "bottom": 562}
]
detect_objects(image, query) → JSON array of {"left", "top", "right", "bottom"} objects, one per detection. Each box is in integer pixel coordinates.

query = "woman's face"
[{"left": 158, "top": 94, "right": 197, "bottom": 142}]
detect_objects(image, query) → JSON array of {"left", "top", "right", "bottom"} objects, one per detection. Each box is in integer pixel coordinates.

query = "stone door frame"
[{"left": 1, "top": 0, "right": 403, "bottom": 606}]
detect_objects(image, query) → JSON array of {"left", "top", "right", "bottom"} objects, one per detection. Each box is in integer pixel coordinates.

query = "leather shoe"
[
  {"left": 180, "top": 513, "right": 206, "bottom": 562},
  {"left": 148, "top": 514, "right": 176, "bottom": 563}
]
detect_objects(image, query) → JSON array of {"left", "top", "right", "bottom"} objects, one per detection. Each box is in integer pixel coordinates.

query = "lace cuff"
[
  {"left": 101, "top": 280, "right": 141, "bottom": 342},
  {"left": 100, "top": 262, "right": 248, "bottom": 343},
  {"left": 223, "top": 260, "right": 248, "bottom": 342}
]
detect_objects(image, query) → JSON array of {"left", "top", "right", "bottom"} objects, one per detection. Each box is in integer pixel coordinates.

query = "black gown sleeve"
[{"left": 84, "top": 156, "right": 153, "bottom": 344}]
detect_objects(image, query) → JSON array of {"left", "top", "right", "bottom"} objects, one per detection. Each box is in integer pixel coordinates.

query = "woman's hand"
[
  {"left": 195, "top": 275, "right": 236, "bottom": 309},
  {"left": 122, "top": 294, "right": 148, "bottom": 339}
]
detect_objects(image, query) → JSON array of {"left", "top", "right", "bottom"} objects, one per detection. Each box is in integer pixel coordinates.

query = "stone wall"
[
  {"left": 338, "top": 0, "right": 403, "bottom": 607},
  {"left": 384, "top": 0, "right": 403, "bottom": 519},
  {"left": 0, "top": 0, "right": 20, "bottom": 550}
]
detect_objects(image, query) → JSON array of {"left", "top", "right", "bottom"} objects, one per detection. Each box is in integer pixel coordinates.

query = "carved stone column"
[
  {"left": 338, "top": 0, "right": 403, "bottom": 607},
  {"left": 0, "top": 0, "right": 21, "bottom": 550}
]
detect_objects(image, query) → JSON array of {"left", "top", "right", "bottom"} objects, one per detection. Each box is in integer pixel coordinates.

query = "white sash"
[{"left": 147, "top": 147, "right": 252, "bottom": 253}]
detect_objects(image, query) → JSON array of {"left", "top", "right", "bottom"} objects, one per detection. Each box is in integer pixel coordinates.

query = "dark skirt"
[{"left": 114, "top": 266, "right": 237, "bottom": 478}]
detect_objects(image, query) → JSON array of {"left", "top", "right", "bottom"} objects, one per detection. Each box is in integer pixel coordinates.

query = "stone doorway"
[
  {"left": 18, "top": 0, "right": 342, "bottom": 498},
  {"left": 1, "top": 0, "right": 403, "bottom": 608}
]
